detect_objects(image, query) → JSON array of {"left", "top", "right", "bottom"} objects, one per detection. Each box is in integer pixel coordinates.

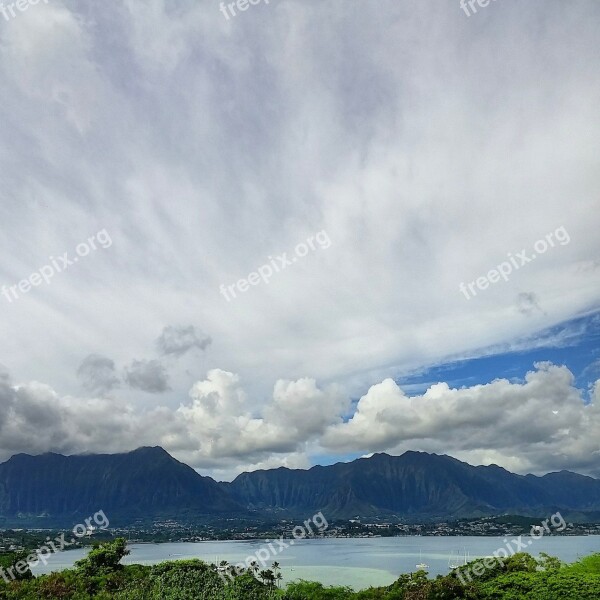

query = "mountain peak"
[
  {"left": 130, "top": 446, "right": 171, "bottom": 457},
  {"left": 2, "top": 448, "right": 600, "bottom": 525},
  {"left": 0, "top": 445, "right": 243, "bottom": 525}
]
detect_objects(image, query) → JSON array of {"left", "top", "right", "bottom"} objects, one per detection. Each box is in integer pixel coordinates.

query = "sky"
[{"left": 0, "top": 0, "right": 599, "bottom": 481}]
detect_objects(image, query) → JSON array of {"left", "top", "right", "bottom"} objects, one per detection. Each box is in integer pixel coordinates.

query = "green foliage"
[
  {"left": 279, "top": 580, "right": 354, "bottom": 599},
  {"left": 75, "top": 538, "right": 129, "bottom": 578},
  {"left": 477, "top": 570, "right": 600, "bottom": 600},
  {"left": 1, "top": 541, "right": 600, "bottom": 599},
  {"left": 0, "top": 552, "right": 33, "bottom": 582},
  {"left": 224, "top": 572, "right": 274, "bottom": 599},
  {"left": 452, "top": 551, "right": 539, "bottom": 587},
  {"left": 147, "top": 560, "right": 224, "bottom": 599},
  {"left": 563, "top": 553, "right": 600, "bottom": 575},
  {"left": 537, "top": 552, "right": 563, "bottom": 571}
]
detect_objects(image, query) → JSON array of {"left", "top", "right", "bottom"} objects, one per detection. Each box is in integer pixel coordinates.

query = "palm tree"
[
  {"left": 216, "top": 559, "right": 229, "bottom": 574},
  {"left": 271, "top": 561, "right": 282, "bottom": 588},
  {"left": 249, "top": 560, "right": 260, "bottom": 575},
  {"left": 227, "top": 564, "right": 239, "bottom": 577},
  {"left": 259, "top": 569, "right": 276, "bottom": 588}
]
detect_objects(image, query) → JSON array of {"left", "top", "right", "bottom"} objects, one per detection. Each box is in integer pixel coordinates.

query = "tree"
[
  {"left": 149, "top": 560, "right": 225, "bottom": 599},
  {"left": 258, "top": 568, "right": 275, "bottom": 588},
  {"left": 75, "top": 538, "right": 129, "bottom": 577},
  {"left": 272, "top": 561, "right": 283, "bottom": 589},
  {"left": 0, "top": 551, "right": 33, "bottom": 582},
  {"left": 538, "top": 552, "right": 563, "bottom": 571}
]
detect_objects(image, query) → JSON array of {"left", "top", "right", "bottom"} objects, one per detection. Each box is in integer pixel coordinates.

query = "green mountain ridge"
[
  {"left": 2, "top": 448, "right": 600, "bottom": 525},
  {"left": 0, "top": 446, "right": 242, "bottom": 525}
]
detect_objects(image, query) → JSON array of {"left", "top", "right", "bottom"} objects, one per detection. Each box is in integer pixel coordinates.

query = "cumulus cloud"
[
  {"left": 175, "top": 370, "right": 347, "bottom": 466},
  {"left": 0, "top": 380, "right": 140, "bottom": 458},
  {"left": 124, "top": 359, "right": 170, "bottom": 393},
  {"left": 323, "top": 362, "right": 600, "bottom": 475},
  {"left": 157, "top": 325, "right": 212, "bottom": 357},
  {"left": 0, "top": 364, "right": 599, "bottom": 481},
  {"left": 0, "top": 368, "right": 345, "bottom": 475},
  {"left": 77, "top": 354, "right": 120, "bottom": 394}
]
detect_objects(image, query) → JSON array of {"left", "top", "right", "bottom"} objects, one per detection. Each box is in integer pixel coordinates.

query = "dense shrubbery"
[{"left": 0, "top": 539, "right": 599, "bottom": 599}]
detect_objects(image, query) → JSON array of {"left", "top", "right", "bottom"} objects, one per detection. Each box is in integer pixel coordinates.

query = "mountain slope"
[
  {"left": 225, "top": 451, "right": 600, "bottom": 519},
  {"left": 0, "top": 446, "right": 242, "bottom": 524},
  {"left": 2, "top": 447, "right": 600, "bottom": 525}
]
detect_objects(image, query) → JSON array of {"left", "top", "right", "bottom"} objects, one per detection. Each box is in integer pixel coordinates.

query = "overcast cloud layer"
[{"left": 0, "top": 0, "right": 598, "bottom": 479}]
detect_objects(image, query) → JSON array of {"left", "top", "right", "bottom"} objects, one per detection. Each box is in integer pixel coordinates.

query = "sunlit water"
[{"left": 31, "top": 535, "right": 600, "bottom": 591}]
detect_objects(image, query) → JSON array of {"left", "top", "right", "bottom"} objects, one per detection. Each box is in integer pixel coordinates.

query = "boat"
[
  {"left": 449, "top": 548, "right": 469, "bottom": 570},
  {"left": 416, "top": 549, "right": 429, "bottom": 570},
  {"left": 448, "top": 550, "right": 461, "bottom": 570}
]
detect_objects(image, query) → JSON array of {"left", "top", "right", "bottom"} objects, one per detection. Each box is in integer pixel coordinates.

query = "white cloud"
[
  {"left": 0, "top": 1, "right": 598, "bottom": 475},
  {"left": 1, "top": 364, "right": 599, "bottom": 480},
  {"left": 323, "top": 363, "right": 600, "bottom": 476},
  {"left": 0, "top": 0, "right": 598, "bottom": 404}
]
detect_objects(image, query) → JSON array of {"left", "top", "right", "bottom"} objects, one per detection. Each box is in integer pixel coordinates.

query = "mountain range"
[
  {"left": 2, "top": 447, "right": 600, "bottom": 526},
  {"left": 0, "top": 446, "right": 240, "bottom": 525}
]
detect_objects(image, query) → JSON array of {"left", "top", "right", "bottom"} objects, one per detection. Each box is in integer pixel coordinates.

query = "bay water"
[{"left": 31, "top": 535, "right": 600, "bottom": 591}]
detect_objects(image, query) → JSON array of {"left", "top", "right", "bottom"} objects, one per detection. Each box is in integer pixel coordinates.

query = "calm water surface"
[{"left": 31, "top": 536, "right": 600, "bottom": 591}]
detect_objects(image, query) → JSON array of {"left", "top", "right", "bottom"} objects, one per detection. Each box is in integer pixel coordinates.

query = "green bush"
[
  {"left": 1, "top": 540, "right": 600, "bottom": 600},
  {"left": 147, "top": 560, "right": 225, "bottom": 599},
  {"left": 280, "top": 580, "right": 354, "bottom": 599}
]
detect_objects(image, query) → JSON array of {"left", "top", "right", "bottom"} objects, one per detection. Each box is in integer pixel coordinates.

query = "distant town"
[{"left": 3, "top": 515, "right": 600, "bottom": 552}]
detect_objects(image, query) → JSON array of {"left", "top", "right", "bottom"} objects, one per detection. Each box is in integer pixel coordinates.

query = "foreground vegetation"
[{"left": 1, "top": 539, "right": 600, "bottom": 599}]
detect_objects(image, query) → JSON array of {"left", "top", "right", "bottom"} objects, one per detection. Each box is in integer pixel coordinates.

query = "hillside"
[{"left": 2, "top": 448, "right": 600, "bottom": 525}]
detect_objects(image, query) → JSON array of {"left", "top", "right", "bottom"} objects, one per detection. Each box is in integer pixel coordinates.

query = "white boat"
[
  {"left": 449, "top": 548, "right": 469, "bottom": 570},
  {"left": 448, "top": 553, "right": 460, "bottom": 570},
  {"left": 416, "top": 549, "right": 429, "bottom": 570}
]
